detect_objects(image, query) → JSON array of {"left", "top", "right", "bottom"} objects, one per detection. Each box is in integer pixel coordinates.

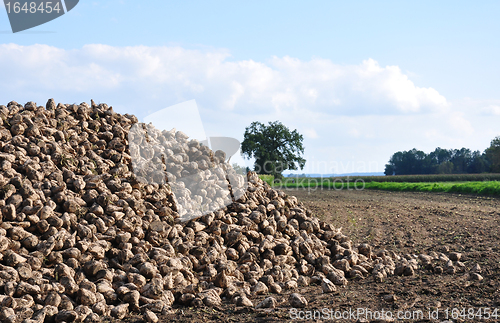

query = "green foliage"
[
  {"left": 280, "top": 173, "right": 500, "bottom": 185},
  {"left": 485, "top": 136, "right": 500, "bottom": 172},
  {"left": 437, "top": 161, "right": 454, "bottom": 174},
  {"left": 275, "top": 177, "right": 500, "bottom": 196},
  {"left": 384, "top": 146, "right": 490, "bottom": 175},
  {"left": 258, "top": 174, "right": 275, "bottom": 186},
  {"left": 336, "top": 173, "right": 500, "bottom": 183},
  {"left": 362, "top": 181, "right": 500, "bottom": 196},
  {"left": 241, "top": 121, "right": 305, "bottom": 178}
]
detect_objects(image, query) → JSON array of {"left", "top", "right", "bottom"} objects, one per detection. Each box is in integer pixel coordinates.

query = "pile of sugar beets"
[{"left": 0, "top": 100, "right": 478, "bottom": 323}]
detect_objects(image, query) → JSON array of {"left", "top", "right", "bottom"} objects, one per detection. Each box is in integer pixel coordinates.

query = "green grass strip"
[
  {"left": 258, "top": 174, "right": 275, "bottom": 186},
  {"left": 272, "top": 179, "right": 500, "bottom": 196},
  {"left": 279, "top": 173, "right": 500, "bottom": 183}
]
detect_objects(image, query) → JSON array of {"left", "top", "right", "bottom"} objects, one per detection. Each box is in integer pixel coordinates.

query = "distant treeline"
[
  {"left": 281, "top": 173, "right": 500, "bottom": 184},
  {"left": 331, "top": 173, "right": 500, "bottom": 183},
  {"left": 384, "top": 136, "right": 500, "bottom": 176}
]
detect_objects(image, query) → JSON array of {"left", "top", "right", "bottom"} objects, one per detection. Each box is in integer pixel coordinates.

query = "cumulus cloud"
[
  {"left": 2, "top": 43, "right": 492, "bottom": 173},
  {"left": 448, "top": 112, "right": 474, "bottom": 135},
  {"left": 481, "top": 105, "right": 500, "bottom": 116},
  {"left": 0, "top": 44, "right": 448, "bottom": 119},
  {"left": 303, "top": 128, "right": 319, "bottom": 139}
]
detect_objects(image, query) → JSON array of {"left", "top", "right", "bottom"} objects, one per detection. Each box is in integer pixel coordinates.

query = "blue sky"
[{"left": 1, "top": 1, "right": 499, "bottom": 173}]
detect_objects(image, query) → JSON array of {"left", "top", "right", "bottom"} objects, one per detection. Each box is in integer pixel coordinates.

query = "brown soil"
[{"left": 139, "top": 189, "right": 500, "bottom": 323}]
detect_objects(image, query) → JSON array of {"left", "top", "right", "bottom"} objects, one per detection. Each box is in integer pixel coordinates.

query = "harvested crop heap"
[{"left": 0, "top": 100, "right": 469, "bottom": 323}]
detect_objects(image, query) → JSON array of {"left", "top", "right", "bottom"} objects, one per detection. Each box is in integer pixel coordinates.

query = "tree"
[
  {"left": 437, "top": 161, "right": 454, "bottom": 174},
  {"left": 384, "top": 136, "right": 500, "bottom": 176},
  {"left": 467, "top": 150, "right": 488, "bottom": 173},
  {"left": 485, "top": 136, "right": 500, "bottom": 172},
  {"left": 384, "top": 149, "right": 429, "bottom": 175},
  {"left": 241, "top": 121, "right": 306, "bottom": 178},
  {"left": 450, "top": 148, "right": 473, "bottom": 173},
  {"left": 384, "top": 151, "right": 403, "bottom": 175},
  {"left": 384, "top": 163, "right": 395, "bottom": 176},
  {"left": 429, "top": 147, "right": 453, "bottom": 165}
]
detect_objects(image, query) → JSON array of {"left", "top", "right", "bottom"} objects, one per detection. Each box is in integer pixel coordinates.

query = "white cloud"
[
  {"left": 481, "top": 105, "right": 500, "bottom": 116},
  {"left": 0, "top": 44, "right": 448, "bottom": 119},
  {"left": 348, "top": 128, "right": 361, "bottom": 138},
  {"left": 0, "top": 43, "right": 494, "bottom": 173},
  {"left": 448, "top": 112, "right": 474, "bottom": 136},
  {"left": 303, "top": 128, "right": 319, "bottom": 139}
]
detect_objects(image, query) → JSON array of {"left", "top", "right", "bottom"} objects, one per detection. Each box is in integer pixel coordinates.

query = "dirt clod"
[
  {"left": 289, "top": 293, "right": 307, "bottom": 307},
  {"left": 256, "top": 296, "right": 277, "bottom": 309}
]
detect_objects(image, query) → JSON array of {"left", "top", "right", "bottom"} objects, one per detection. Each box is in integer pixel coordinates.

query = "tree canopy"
[
  {"left": 241, "top": 121, "right": 305, "bottom": 178},
  {"left": 384, "top": 140, "right": 499, "bottom": 176},
  {"left": 485, "top": 136, "right": 500, "bottom": 173}
]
